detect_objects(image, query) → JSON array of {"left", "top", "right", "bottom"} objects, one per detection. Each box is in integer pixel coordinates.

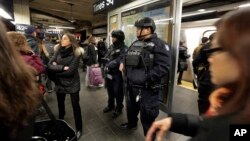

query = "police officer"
[
  {"left": 103, "top": 30, "right": 128, "bottom": 118},
  {"left": 119, "top": 17, "right": 171, "bottom": 135}
]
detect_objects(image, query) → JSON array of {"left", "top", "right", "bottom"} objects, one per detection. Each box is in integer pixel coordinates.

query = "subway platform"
[{"left": 42, "top": 71, "right": 198, "bottom": 141}]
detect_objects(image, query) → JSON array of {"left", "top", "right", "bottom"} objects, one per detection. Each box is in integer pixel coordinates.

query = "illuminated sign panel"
[{"left": 93, "top": 0, "right": 132, "bottom": 14}]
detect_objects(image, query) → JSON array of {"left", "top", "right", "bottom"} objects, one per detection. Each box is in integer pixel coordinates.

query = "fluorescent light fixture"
[
  {"left": 198, "top": 9, "right": 205, "bottom": 12},
  {"left": 49, "top": 26, "right": 75, "bottom": 29},
  {"left": 0, "top": 8, "right": 12, "bottom": 19},
  {"left": 155, "top": 18, "right": 173, "bottom": 23},
  {"left": 182, "top": 10, "right": 215, "bottom": 18},
  {"left": 127, "top": 25, "right": 134, "bottom": 27},
  {"left": 238, "top": 3, "right": 250, "bottom": 8}
]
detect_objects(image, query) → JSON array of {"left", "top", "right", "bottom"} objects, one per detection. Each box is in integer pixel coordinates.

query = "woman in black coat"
[
  {"left": 146, "top": 8, "right": 250, "bottom": 141},
  {"left": 84, "top": 35, "right": 98, "bottom": 86},
  {"left": 48, "top": 33, "right": 83, "bottom": 139}
]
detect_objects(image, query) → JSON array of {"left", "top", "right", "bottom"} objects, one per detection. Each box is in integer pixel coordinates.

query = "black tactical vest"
[{"left": 125, "top": 40, "right": 154, "bottom": 71}]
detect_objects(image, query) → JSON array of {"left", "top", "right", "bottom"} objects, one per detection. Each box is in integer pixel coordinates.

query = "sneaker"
[
  {"left": 76, "top": 131, "right": 82, "bottom": 140},
  {"left": 103, "top": 106, "right": 114, "bottom": 113},
  {"left": 120, "top": 123, "right": 137, "bottom": 130}
]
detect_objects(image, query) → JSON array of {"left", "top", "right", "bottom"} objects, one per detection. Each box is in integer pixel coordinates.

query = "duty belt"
[{"left": 128, "top": 82, "right": 167, "bottom": 90}]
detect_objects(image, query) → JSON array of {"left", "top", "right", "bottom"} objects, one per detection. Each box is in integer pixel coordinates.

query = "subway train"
[{"left": 179, "top": 19, "right": 217, "bottom": 87}]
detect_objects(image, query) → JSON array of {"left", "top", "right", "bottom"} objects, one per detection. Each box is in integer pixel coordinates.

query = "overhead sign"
[
  {"left": 15, "top": 24, "right": 30, "bottom": 34},
  {"left": 93, "top": 0, "right": 132, "bottom": 14}
]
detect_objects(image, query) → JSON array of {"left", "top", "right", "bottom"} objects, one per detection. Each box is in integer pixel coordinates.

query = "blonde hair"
[{"left": 7, "top": 32, "right": 32, "bottom": 53}]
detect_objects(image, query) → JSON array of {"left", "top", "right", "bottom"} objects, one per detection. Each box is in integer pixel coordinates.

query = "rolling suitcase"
[{"left": 89, "top": 66, "right": 104, "bottom": 86}]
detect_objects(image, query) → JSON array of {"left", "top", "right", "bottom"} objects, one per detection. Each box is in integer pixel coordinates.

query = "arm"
[
  {"left": 47, "top": 51, "right": 64, "bottom": 72},
  {"left": 56, "top": 56, "right": 80, "bottom": 77},
  {"left": 148, "top": 42, "right": 171, "bottom": 82},
  {"left": 146, "top": 113, "right": 202, "bottom": 141},
  {"left": 107, "top": 47, "right": 127, "bottom": 69},
  {"left": 168, "top": 113, "right": 202, "bottom": 136}
]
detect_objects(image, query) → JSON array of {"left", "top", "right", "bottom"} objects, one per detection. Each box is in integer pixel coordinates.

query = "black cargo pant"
[
  {"left": 126, "top": 86, "right": 160, "bottom": 135},
  {"left": 106, "top": 73, "right": 124, "bottom": 111},
  {"left": 197, "top": 83, "right": 214, "bottom": 115},
  {"left": 56, "top": 92, "right": 82, "bottom": 131}
]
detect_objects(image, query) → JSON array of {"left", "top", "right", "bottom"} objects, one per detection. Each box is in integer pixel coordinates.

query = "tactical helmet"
[
  {"left": 111, "top": 30, "right": 125, "bottom": 41},
  {"left": 134, "top": 17, "right": 156, "bottom": 32}
]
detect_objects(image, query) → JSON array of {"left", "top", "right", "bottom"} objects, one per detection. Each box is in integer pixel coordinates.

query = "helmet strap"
[{"left": 137, "top": 28, "right": 152, "bottom": 40}]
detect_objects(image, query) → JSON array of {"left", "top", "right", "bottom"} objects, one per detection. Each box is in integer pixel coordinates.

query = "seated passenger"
[{"left": 146, "top": 8, "right": 250, "bottom": 141}]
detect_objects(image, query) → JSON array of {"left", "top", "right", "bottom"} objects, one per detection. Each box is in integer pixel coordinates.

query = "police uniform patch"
[
  {"left": 165, "top": 44, "right": 169, "bottom": 51},
  {"left": 147, "top": 42, "right": 155, "bottom": 47}
]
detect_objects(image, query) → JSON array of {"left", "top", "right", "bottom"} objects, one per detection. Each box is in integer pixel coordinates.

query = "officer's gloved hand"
[{"left": 104, "top": 66, "right": 109, "bottom": 73}]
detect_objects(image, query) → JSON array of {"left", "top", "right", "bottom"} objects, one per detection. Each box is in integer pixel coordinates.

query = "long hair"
[
  {"left": 0, "top": 22, "right": 39, "bottom": 136},
  {"left": 60, "top": 33, "right": 81, "bottom": 56},
  {"left": 216, "top": 8, "right": 250, "bottom": 123},
  {"left": 7, "top": 31, "right": 32, "bottom": 53}
]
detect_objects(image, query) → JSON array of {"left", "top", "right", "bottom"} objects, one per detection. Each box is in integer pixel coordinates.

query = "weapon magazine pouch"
[{"left": 125, "top": 52, "right": 140, "bottom": 66}]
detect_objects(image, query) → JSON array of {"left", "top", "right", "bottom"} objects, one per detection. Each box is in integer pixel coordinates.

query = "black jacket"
[
  {"left": 48, "top": 46, "right": 80, "bottom": 94},
  {"left": 178, "top": 46, "right": 190, "bottom": 71},
  {"left": 105, "top": 41, "right": 127, "bottom": 74},
  {"left": 169, "top": 113, "right": 235, "bottom": 141},
  {"left": 126, "top": 33, "right": 171, "bottom": 85},
  {"left": 192, "top": 42, "right": 213, "bottom": 86},
  {"left": 85, "top": 44, "right": 98, "bottom": 66}
]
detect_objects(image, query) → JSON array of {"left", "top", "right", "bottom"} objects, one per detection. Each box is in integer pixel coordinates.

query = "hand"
[
  {"left": 52, "top": 62, "right": 57, "bottom": 65},
  {"left": 119, "top": 63, "right": 124, "bottom": 72},
  {"left": 104, "top": 66, "right": 109, "bottom": 72},
  {"left": 64, "top": 66, "right": 69, "bottom": 71},
  {"left": 145, "top": 117, "right": 172, "bottom": 141}
]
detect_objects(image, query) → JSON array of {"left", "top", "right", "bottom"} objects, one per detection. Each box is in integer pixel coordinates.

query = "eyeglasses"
[{"left": 204, "top": 47, "right": 224, "bottom": 56}]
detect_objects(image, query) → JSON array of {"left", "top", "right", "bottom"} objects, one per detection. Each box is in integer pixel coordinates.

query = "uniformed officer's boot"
[
  {"left": 103, "top": 106, "right": 114, "bottom": 113},
  {"left": 111, "top": 108, "right": 122, "bottom": 118},
  {"left": 120, "top": 123, "right": 137, "bottom": 130}
]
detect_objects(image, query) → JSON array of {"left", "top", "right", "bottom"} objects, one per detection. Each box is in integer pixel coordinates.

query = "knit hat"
[{"left": 25, "top": 25, "right": 36, "bottom": 34}]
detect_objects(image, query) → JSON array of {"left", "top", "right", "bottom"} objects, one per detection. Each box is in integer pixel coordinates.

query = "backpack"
[{"left": 89, "top": 67, "right": 104, "bottom": 86}]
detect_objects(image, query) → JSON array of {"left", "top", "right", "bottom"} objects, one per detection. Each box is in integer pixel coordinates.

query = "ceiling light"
[
  {"left": 0, "top": 8, "right": 12, "bottom": 20},
  {"left": 182, "top": 10, "right": 215, "bottom": 18},
  {"left": 198, "top": 9, "right": 205, "bottom": 12},
  {"left": 49, "top": 26, "right": 75, "bottom": 29},
  {"left": 238, "top": 3, "right": 250, "bottom": 8},
  {"left": 155, "top": 18, "right": 173, "bottom": 23}
]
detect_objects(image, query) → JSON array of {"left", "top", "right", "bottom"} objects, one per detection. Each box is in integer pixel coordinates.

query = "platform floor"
[{"left": 42, "top": 71, "right": 199, "bottom": 141}]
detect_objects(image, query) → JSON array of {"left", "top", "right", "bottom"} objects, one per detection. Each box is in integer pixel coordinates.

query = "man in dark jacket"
[
  {"left": 25, "top": 25, "right": 39, "bottom": 54},
  {"left": 120, "top": 17, "right": 171, "bottom": 136},
  {"left": 177, "top": 41, "right": 190, "bottom": 85},
  {"left": 102, "top": 30, "right": 127, "bottom": 118},
  {"left": 193, "top": 33, "right": 216, "bottom": 114},
  {"left": 97, "top": 38, "right": 108, "bottom": 65}
]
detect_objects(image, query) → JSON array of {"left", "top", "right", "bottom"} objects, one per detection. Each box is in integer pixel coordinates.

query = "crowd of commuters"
[{"left": 1, "top": 7, "right": 250, "bottom": 141}]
